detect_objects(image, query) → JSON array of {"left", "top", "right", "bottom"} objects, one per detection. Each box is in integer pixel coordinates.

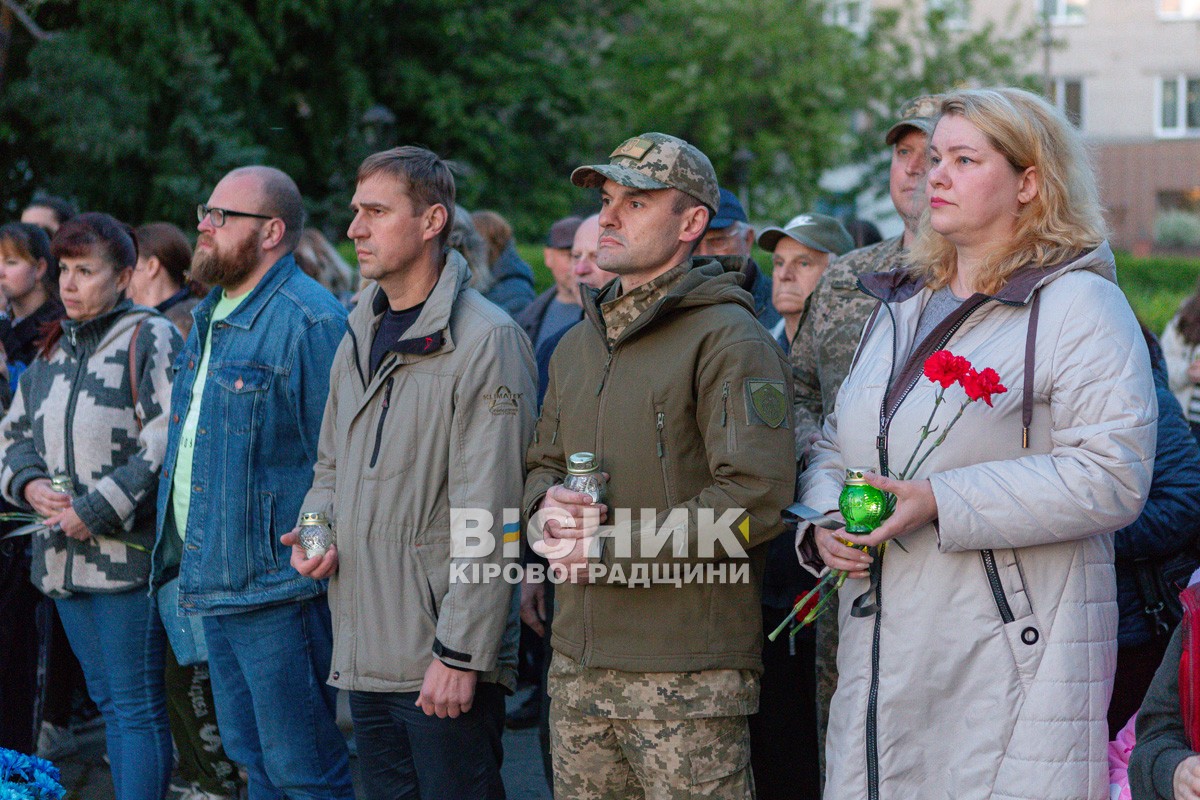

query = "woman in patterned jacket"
[{"left": 0, "top": 212, "right": 181, "bottom": 800}]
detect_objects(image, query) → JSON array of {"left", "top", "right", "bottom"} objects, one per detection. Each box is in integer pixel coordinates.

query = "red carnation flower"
[
  {"left": 923, "top": 350, "right": 972, "bottom": 389},
  {"left": 961, "top": 367, "right": 1008, "bottom": 407}
]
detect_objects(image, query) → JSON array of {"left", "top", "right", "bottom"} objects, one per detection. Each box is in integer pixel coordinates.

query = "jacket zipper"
[
  {"left": 980, "top": 550, "right": 1015, "bottom": 624},
  {"left": 584, "top": 344, "right": 617, "bottom": 665},
  {"left": 595, "top": 351, "right": 614, "bottom": 396},
  {"left": 721, "top": 381, "right": 736, "bottom": 451},
  {"left": 368, "top": 377, "right": 394, "bottom": 469},
  {"left": 864, "top": 294, "right": 989, "bottom": 800},
  {"left": 61, "top": 350, "right": 88, "bottom": 588},
  {"left": 866, "top": 553, "right": 884, "bottom": 800}
]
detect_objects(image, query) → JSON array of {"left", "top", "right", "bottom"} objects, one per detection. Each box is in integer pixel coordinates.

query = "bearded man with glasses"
[{"left": 150, "top": 166, "right": 353, "bottom": 800}]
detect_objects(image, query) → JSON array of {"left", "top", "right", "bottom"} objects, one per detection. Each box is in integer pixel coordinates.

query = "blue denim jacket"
[{"left": 152, "top": 255, "right": 347, "bottom": 614}]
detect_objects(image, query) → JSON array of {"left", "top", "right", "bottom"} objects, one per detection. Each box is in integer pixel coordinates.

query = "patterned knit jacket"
[{"left": 0, "top": 300, "right": 181, "bottom": 597}]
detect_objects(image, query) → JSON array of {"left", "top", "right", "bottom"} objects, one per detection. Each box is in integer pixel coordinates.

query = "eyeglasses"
[{"left": 197, "top": 204, "right": 275, "bottom": 228}]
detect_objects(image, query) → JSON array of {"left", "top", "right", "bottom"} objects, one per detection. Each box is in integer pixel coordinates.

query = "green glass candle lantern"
[{"left": 839, "top": 468, "right": 887, "bottom": 534}]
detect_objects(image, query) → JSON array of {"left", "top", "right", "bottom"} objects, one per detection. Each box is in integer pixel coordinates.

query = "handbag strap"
[{"left": 128, "top": 318, "right": 146, "bottom": 432}]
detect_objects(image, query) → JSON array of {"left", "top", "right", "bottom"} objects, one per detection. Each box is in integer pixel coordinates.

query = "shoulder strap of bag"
[{"left": 128, "top": 318, "right": 146, "bottom": 432}]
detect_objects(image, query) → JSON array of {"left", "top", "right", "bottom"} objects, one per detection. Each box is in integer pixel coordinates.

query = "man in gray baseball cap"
[{"left": 526, "top": 133, "right": 794, "bottom": 799}]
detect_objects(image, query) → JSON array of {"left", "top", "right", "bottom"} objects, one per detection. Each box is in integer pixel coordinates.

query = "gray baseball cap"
[
  {"left": 757, "top": 213, "right": 854, "bottom": 256},
  {"left": 571, "top": 133, "right": 720, "bottom": 212},
  {"left": 885, "top": 94, "right": 941, "bottom": 146},
  {"left": 546, "top": 216, "right": 583, "bottom": 249}
]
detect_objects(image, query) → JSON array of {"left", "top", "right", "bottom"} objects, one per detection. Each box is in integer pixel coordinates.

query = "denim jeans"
[
  {"left": 55, "top": 589, "right": 172, "bottom": 800},
  {"left": 203, "top": 597, "right": 353, "bottom": 800},
  {"left": 349, "top": 683, "right": 506, "bottom": 800}
]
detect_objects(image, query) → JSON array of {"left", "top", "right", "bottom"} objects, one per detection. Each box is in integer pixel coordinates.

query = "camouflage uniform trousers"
[{"left": 550, "top": 702, "right": 754, "bottom": 800}]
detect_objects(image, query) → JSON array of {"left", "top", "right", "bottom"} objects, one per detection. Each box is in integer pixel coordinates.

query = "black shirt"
[{"left": 370, "top": 302, "right": 425, "bottom": 376}]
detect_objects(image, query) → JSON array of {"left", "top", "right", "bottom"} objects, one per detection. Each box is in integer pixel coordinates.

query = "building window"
[
  {"left": 1160, "top": 0, "right": 1200, "bottom": 19},
  {"left": 826, "top": 0, "right": 872, "bottom": 34},
  {"left": 928, "top": 0, "right": 969, "bottom": 26},
  {"left": 1051, "top": 78, "right": 1084, "bottom": 128},
  {"left": 1040, "top": 0, "right": 1086, "bottom": 24},
  {"left": 1157, "top": 76, "right": 1200, "bottom": 137}
]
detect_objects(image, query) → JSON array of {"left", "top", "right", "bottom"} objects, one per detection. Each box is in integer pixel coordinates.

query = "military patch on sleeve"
[
  {"left": 484, "top": 386, "right": 522, "bottom": 416},
  {"left": 744, "top": 379, "right": 787, "bottom": 428}
]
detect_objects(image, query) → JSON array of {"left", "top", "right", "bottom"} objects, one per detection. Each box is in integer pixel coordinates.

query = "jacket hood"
[
  {"left": 858, "top": 240, "right": 1116, "bottom": 306},
  {"left": 581, "top": 258, "right": 756, "bottom": 344}
]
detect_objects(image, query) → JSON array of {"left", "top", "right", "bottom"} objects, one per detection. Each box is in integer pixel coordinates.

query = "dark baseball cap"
[
  {"left": 546, "top": 216, "right": 583, "bottom": 249},
  {"left": 571, "top": 132, "right": 720, "bottom": 212},
  {"left": 757, "top": 213, "right": 854, "bottom": 256},
  {"left": 708, "top": 188, "right": 749, "bottom": 230},
  {"left": 885, "top": 94, "right": 941, "bottom": 146}
]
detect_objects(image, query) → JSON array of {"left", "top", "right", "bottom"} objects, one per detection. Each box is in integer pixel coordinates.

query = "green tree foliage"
[
  {"left": 585, "top": 0, "right": 863, "bottom": 220},
  {"left": 846, "top": 0, "right": 1040, "bottom": 194},
  {"left": 0, "top": 0, "right": 1037, "bottom": 238}
]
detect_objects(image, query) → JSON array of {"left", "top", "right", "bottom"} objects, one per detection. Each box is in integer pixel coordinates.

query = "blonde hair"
[{"left": 907, "top": 87, "right": 1106, "bottom": 294}]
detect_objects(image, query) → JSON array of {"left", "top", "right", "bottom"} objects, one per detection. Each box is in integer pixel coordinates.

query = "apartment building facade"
[{"left": 837, "top": 0, "right": 1200, "bottom": 249}]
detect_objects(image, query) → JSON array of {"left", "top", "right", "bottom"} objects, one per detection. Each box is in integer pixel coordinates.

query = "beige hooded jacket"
[
  {"left": 798, "top": 243, "right": 1156, "bottom": 800},
  {"left": 302, "top": 250, "right": 536, "bottom": 693}
]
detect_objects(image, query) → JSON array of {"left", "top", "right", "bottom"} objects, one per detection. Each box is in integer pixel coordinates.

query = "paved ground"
[{"left": 54, "top": 688, "right": 552, "bottom": 800}]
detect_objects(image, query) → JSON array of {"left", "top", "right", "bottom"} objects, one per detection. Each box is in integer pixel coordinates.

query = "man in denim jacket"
[{"left": 152, "top": 166, "right": 352, "bottom": 800}]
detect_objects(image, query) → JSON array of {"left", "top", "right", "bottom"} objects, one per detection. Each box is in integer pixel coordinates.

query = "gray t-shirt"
[{"left": 912, "top": 285, "right": 967, "bottom": 353}]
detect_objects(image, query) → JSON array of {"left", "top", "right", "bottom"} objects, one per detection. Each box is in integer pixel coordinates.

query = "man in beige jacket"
[{"left": 288, "top": 146, "right": 535, "bottom": 800}]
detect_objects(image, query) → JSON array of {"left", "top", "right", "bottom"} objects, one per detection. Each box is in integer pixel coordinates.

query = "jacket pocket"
[
  {"left": 685, "top": 716, "right": 751, "bottom": 786},
  {"left": 257, "top": 492, "right": 280, "bottom": 572},
  {"left": 981, "top": 548, "right": 1044, "bottom": 690},
  {"left": 366, "top": 378, "right": 417, "bottom": 482},
  {"left": 212, "top": 366, "right": 272, "bottom": 434},
  {"left": 653, "top": 405, "right": 677, "bottom": 507}
]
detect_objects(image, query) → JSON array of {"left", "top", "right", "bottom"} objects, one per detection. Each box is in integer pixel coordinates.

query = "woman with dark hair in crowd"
[
  {"left": 130, "top": 222, "right": 202, "bottom": 338},
  {"left": 0, "top": 222, "right": 64, "bottom": 394},
  {"left": 0, "top": 212, "right": 181, "bottom": 800}
]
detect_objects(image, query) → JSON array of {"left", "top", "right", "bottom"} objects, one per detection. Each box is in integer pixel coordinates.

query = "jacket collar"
[
  {"left": 197, "top": 253, "right": 300, "bottom": 331},
  {"left": 349, "top": 249, "right": 470, "bottom": 380},
  {"left": 156, "top": 286, "right": 194, "bottom": 315},
  {"left": 580, "top": 257, "right": 753, "bottom": 347},
  {"left": 858, "top": 241, "right": 1114, "bottom": 307},
  {"left": 60, "top": 298, "right": 144, "bottom": 353}
]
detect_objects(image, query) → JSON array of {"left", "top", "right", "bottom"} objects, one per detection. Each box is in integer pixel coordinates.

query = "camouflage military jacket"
[{"left": 791, "top": 236, "right": 905, "bottom": 460}]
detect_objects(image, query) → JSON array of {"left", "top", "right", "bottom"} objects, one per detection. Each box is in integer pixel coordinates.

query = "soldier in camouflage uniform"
[
  {"left": 790, "top": 96, "right": 939, "bottom": 785},
  {"left": 523, "top": 132, "right": 795, "bottom": 799}
]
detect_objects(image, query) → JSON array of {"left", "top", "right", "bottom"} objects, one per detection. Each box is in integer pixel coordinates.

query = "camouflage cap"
[
  {"left": 757, "top": 213, "right": 854, "bottom": 256},
  {"left": 885, "top": 94, "right": 942, "bottom": 146},
  {"left": 571, "top": 133, "right": 720, "bottom": 212}
]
